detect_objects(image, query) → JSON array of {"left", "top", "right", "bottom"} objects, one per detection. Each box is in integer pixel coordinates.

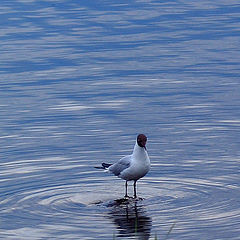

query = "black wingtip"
[
  {"left": 102, "top": 163, "right": 112, "bottom": 168},
  {"left": 94, "top": 162, "right": 112, "bottom": 170}
]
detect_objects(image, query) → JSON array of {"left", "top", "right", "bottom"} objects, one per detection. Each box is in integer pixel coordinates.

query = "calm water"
[{"left": 1, "top": 1, "right": 240, "bottom": 239}]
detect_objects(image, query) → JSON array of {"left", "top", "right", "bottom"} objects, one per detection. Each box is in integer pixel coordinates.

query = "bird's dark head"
[{"left": 137, "top": 134, "right": 147, "bottom": 150}]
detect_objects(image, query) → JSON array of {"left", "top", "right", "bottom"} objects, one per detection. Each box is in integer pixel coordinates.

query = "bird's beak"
[{"left": 144, "top": 146, "right": 147, "bottom": 151}]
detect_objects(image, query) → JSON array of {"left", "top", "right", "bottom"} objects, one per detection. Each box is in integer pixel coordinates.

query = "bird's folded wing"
[{"left": 109, "top": 155, "right": 131, "bottom": 176}]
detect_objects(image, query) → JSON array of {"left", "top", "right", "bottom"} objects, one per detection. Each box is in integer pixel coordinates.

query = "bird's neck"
[{"left": 132, "top": 142, "right": 148, "bottom": 160}]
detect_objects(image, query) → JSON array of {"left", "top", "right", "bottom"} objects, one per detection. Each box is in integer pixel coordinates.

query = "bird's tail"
[{"left": 94, "top": 162, "right": 112, "bottom": 169}]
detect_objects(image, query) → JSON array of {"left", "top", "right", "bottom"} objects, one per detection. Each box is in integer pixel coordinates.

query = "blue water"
[{"left": 1, "top": 1, "right": 240, "bottom": 239}]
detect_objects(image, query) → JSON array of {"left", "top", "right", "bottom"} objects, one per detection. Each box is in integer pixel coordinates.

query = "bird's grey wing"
[{"left": 109, "top": 155, "right": 131, "bottom": 176}]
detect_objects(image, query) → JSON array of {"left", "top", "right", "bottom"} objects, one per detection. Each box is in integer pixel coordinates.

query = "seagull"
[{"left": 95, "top": 134, "right": 150, "bottom": 198}]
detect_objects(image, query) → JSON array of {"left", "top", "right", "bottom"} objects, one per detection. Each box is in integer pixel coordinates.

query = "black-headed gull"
[{"left": 95, "top": 134, "right": 150, "bottom": 198}]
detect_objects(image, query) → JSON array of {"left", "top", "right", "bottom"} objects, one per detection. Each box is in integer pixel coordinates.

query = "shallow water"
[{"left": 1, "top": 0, "right": 240, "bottom": 239}]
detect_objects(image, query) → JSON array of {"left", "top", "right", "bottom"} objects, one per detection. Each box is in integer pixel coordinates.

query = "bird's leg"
[
  {"left": 133, "top": 180, "right": 137, "bottom": 198},
  {"left": 124, "top": 181, "right": 129, "bottom": 198}
]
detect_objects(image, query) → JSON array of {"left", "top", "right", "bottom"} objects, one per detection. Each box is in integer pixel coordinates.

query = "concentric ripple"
[
  {"left": 143, "top": 176, "right": 240, "bottom": 239},
  {"left": 0, "top": 158, "right": 116, "bottom": 239},
  {"left": 1, "top": 155, "right": 240, "bottom": 239}
]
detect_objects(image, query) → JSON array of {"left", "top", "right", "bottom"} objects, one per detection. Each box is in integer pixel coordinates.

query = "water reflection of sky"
[{"left": 1, "top": 0, "right": 240, "bottom": 239}]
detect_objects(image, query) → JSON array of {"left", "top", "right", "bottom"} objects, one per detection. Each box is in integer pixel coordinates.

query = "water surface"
[{"left": 1, "top": 0, "right": 240, "bottom": 239}]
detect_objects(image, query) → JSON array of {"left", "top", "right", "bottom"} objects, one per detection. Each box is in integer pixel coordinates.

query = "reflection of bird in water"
[
  {"left": 106, "top": 199, "right": 152, "bottom": 240},
  {"left": 95, "top": 134, "right": 150, "bottom": 198}
]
